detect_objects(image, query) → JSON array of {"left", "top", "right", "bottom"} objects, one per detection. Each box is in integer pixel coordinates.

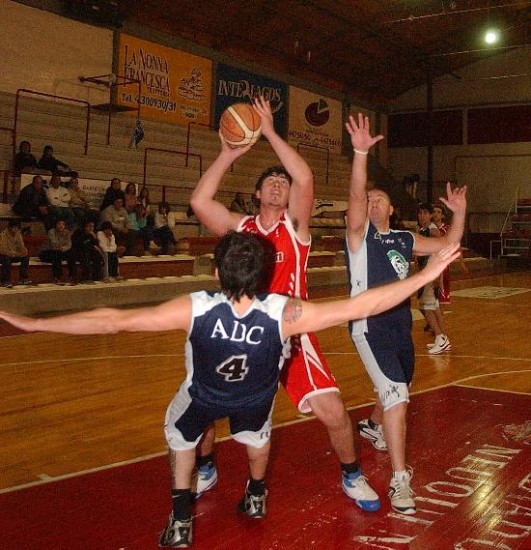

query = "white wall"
[
  {"left": 388, "top": 48, "right": 531, "bottom": 217},
  {"left": 0, "top": 0, "right": 112, "bottom": 104}
]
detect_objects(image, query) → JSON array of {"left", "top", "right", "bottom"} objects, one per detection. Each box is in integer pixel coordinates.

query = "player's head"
[
  {"left": 255, "top": 165, "right": 292, "bottom": 192},
  {"left": 432, "top": 203, "right": 446, "bottom": 223},
  {"left": 214, "top": 231, "right": 265, "bottom": 301},
  {"left": 417, "top": 202, "right": 433, "bottom": 227},
  {"left": 367, "top": 187, "right": 393, "bottom": 228}
]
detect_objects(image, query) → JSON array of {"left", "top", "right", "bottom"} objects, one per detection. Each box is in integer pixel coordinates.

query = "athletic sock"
[
  {"left": 341, "top": 462, "right": 360, "bottom": 476},
  {"left": 171, "top": 489, "right": 192, "bottom": 521},
  {"left": 247, "top": 477, "right": 266, "bottom": 496}
]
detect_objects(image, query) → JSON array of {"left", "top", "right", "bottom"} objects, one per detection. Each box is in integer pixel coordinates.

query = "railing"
[
  {"left": 78, "top": 73, "right": 141, "bottom": 146},
  {"left": 143, "top": 147, "right": 203, "bottom": 200},
  {"left": 296, "top": 143, "right": 330, "bottom": 184},
  {"left": 14, "top": 89, "right": 91, "bottom": 158},
  {"left": 1, "top": 170, "right": 15, "bottom": 203},
  {"left": 185, "top": 121, "right": 233, "bottom": 173}
]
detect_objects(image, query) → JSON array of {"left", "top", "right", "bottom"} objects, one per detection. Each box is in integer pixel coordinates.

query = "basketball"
[{"left": 219, "top": 103, "right": 262, "bottom": 147}]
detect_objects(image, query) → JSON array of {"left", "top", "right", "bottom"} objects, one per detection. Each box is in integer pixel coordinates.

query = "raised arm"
[
  {"left": 345, "top": 114, "right": 384, "bottom": 252},
  {"left": 282, "top": 243, "right": 460, "bottom": 338},
  {"left": 414, "top": 182, "right": 468, "bottom": 256},
  {"left": 254, "top": 97, "right": 314, "bottom": 237},
  {"left": 0, "top": 295, "right": 192, "bottom": 335},
  {"left": 190, "top": 133, "right": 252, "bottom": 236}
]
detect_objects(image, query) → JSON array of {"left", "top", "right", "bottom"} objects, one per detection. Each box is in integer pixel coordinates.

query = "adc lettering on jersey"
[{"left": 210, "top": 318, "right": 264, "bottom": 344}]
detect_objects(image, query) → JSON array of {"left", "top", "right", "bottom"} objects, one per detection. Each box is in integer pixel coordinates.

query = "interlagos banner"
[
  {"left": 214, "top": 63, "right": 287, "bottom": 137},
  {"left": 288, "top": 87, "right": 343, "bottom": 152},
  {"left": 116, "top": 34, "right": 212, "bottom": 125}
]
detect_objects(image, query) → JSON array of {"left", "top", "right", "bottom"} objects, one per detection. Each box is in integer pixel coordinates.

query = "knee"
[{"left": 310, "top": 393, "right": 349, "bottom": 429}]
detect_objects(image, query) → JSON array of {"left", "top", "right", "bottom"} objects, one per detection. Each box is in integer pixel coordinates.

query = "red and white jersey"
[{"left": 238, "top": 212, "right": 311, "bottom": 299}]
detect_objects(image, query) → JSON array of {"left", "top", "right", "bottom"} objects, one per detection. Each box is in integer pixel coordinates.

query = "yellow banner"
[{"left": 116, "top": 34, "right": 212, "bottom": 125}]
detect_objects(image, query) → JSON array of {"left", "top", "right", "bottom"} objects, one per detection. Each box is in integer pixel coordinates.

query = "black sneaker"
[
  {"left": 158, "top": 514, "right": 192, "bottom": 548},
  {"left": 237, "top": 484, "right": 268, "bottom": 518}
]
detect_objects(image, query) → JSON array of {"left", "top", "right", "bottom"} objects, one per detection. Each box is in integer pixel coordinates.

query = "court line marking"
[{"left": 1, "top": 373, "right": 529, "bottom": 496}]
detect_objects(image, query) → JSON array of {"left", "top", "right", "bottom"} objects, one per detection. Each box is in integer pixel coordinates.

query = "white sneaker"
[
  {"left": 342, "top": 470, "right": 381, "bottom": 511},
  {"left": 192, "top": 463, "right": 218, "bottom": 499},
  {"left": 426, "top": 340, "right": 452, "bottom": 351},
  {"left": 357, "top": 418, "right": 387, "bottom": 451},
  {"left": 428, "top": 334, "right": 451, "bottom": 354},
  {"left": 389, "top": 469, "right": 416, "bottom": 514}
]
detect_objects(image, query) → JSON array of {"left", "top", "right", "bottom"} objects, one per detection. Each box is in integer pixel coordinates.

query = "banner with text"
[
  {"left": 116, "top": 34, "right": 212, "bottom": 125},
  {"left": 214, "top": 64, "right": 287, "bottom": 137},
  {"left": 288, "top": 88, "right": 343, "bottom": 152}
]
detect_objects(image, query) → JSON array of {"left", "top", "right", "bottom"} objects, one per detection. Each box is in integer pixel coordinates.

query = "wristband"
[{"left": 353, "top": 148, "right": 369, "bottom": 155}]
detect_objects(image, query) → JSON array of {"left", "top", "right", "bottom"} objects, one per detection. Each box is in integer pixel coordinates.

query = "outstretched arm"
[
  {"left": 0, "top": 295, "right": 192, "bottom": 335},
  {"left": 190, "top": 132, "right": 251, "bottom": 236},
  {"left": 345, "top": 114, "right": 384, "bottom": 253},
  {"left": 254, "top": 97, "right": 314, "bottom": 238},
  {"left": 282, "top": 243, "right": 460, "bottom": 338}
]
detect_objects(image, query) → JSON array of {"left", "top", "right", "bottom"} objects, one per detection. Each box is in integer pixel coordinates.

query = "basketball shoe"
[
  {"left": 357, "top": 418, "right": 387, "bottom": 451},
  {"left": 427, "top": 334, "right": 451, "bottom": 355},
  {"left": 237, "top": 482, "right": 268, "bottom": 518},
  {"left": 389, "top": 469, "right": 416, "bottom": 515},
  {"left": 158, "top": 514, "right": 192, "bottom": 548},
  {"left": 193, "top": 463, "right": 218, "bottom": 499},
  {"left": 342, "top": 470, "right": 381, "bottom": 511}
]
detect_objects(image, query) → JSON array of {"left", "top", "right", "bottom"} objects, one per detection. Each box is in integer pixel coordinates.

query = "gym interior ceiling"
[{"left": 118, "top": 0, "right": 530, "bottom": 107}]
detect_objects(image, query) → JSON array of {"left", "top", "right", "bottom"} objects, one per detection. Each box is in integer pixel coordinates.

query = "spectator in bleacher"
[
  {"left": 101, "top": 197, "right": 138, "bottom": 256},
  {"left": 229, "top": 192, "right": 248, "bottom": 214},
  {"left": 12, "top": 175, "right": 51, "bottom": 226},
  {"left": 0, "top": 220, "right": 32, "bottom": 288},
  {"left": 100, "top": 177, "right": 125, "bottom": 211},
  {"left": 39, "top": 219, "right": 76, "bottom": 285},
  {"left": 37, "top": 145, "right": 74, "bottom": 176},
  {"left": 14, "top": 140, "right": 38, "bottom": 175},
  {"left": 124, "top": 182, "right": 139, "bottom": 213},
  {"left": 153, "top": 202, "right": 177, "bottom": 255},
  {"left": 66, "top": 177, "right": 100, "bottom": 226},
  {"left": 71, "top": 220, "right": 103, "bottom": 284},
  {"left": 46, "top": 174, "right": 76, "bottom": 229},
  {"left": 97, "top": 221, "right": 122, "bottom": 282},
  {"left": 138, "top": 186, "right": 151, "bottom": 213},
  {"left": 128, "top": 204, "right": 155, "bottom": 256}
]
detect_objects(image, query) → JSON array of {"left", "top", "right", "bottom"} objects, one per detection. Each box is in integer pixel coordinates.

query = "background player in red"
[{"left": 190, "top": 96, "right": 380, "bottom": 512}]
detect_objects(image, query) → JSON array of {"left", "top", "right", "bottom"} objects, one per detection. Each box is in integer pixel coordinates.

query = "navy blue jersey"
[
  {"left": 186, "top": 291, "right": 289, "bottom": 409},
  {"left": 347, "top": 221, "right": 415, "bottom": 337}
]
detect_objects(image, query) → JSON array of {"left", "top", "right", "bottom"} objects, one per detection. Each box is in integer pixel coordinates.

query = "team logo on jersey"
[{"left": 387, "top": 250, "right": 409, "bottom": 280}]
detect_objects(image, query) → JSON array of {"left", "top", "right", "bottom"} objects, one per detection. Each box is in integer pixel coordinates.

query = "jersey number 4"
[{"left": 216, "top": 355, "right": 249, "bottom": 382}]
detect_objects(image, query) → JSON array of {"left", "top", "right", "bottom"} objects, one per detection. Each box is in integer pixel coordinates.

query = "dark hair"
[
  {"left": 8, "top": 219, "right": 22, "bottom": 229},
  {"left": 432, "top": 203, "right": 446, "bottom": 216},
  {"left": 43, "top": 145, "right": 53, "bottom": 154},
  {"left": 214, "top": 231, "right": 265, "bottom": 300},
  {"left": 255, "top": 165, "right": 292, "bottom": 191},
  {"left": 417, "top": 202, "right": 433, "bottom": 214},
  {"left": 100, "top": 221, "right": 113, "bottom": 231}
]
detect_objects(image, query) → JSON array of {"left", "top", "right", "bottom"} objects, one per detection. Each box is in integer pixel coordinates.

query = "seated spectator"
[
  {"left": 0, "top": 220, "right": 32, "bottom": 287},
  {"left": 100, "top": 177, "right": 125, "bottom": 211},
  {"left": 39, "top": 219, "right": 76, "bottom": 285},
  {"left": 12, "top": 175, "right": 51, "bottom": 227},
  {"left": 97, "top": 221, "right": 122, "bottom": 282},
  {"left": 124, "top": 182, "right": 138, "bottom": 213},
  {"left": 101, "top": 197, "right": 138, "bottom": 256},
  {"left": 67, "top": 177, "right": 100, "bottom": 226},
  {"left": 229, "top": 192, "right": 248, "bottom": 214},
  {"left": 46, "top": 174, "right": 76, "bottom": 229},
  {"left": 153, "top": 202, "right": 177, "bottom": 255},
  {"left": 37, "top": 145, "right": 74, "bottom": 176},
  {"left": 72, "top": 221, "right": 103, "bottom": 283},
  {"left": 14, "top": 140, "right": 38, "bottom": 175},
  {"left": 128, "top": 204, "right": 156, "bottom": 255}
]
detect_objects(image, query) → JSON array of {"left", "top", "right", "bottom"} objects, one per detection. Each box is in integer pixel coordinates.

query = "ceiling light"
[{"left": 484, "top": 29, "right": 500, "bottom": 44}]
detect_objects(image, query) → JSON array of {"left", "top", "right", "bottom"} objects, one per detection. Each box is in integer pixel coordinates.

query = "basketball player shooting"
[{"left": 190, "top": 95, "right": 379, "bottom": 513}]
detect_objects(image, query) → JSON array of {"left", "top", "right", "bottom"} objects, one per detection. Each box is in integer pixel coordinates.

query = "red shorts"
[
  {"left": 279, "top": 332, "right": 339, "bottom": 413},
  {"left": 437, "top": 267, "right": 451, "bottom": 305}
]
